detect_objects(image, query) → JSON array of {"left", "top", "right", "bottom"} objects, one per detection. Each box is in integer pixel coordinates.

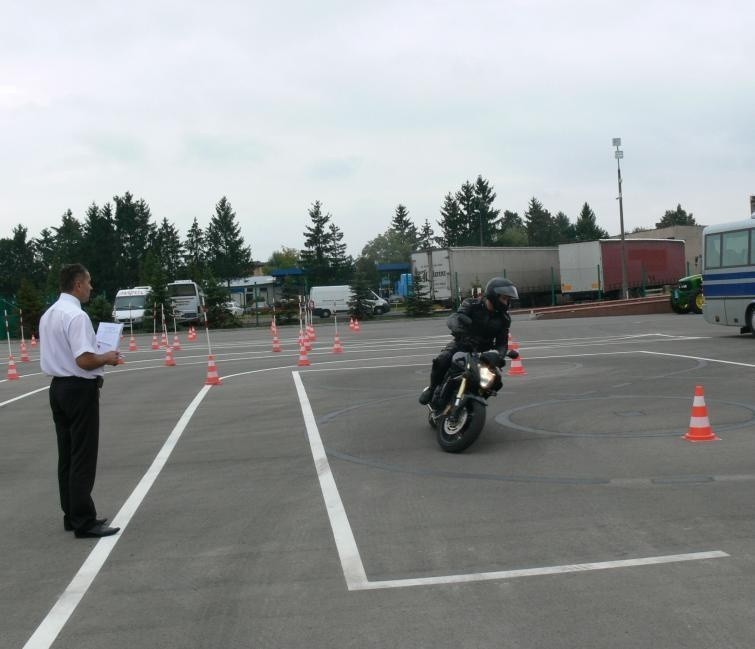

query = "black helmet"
[{"left": 484, "top": 277, "right": 518, "bottom": 312}]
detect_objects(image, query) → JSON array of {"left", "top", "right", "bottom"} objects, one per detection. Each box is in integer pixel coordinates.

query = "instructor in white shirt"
[{"left": 40, "top": 263, "right": 121, "bottom": 538}]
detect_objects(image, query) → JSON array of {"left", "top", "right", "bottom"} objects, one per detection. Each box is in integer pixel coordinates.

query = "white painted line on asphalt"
[
  {"left": 0, "top": 386, "right": 48, "bottom": 408},
  {"left": 351, "top": 551, "right": 730, "bottom": 590},
  {"left": 293, "top": 371, "right": 368, "bottom": 590},
  {"left": 639, "top": 350, "right": 755, "bottom": 368},
  {"left": 22, "top": 384, "right": 213, "bottom": 649}
]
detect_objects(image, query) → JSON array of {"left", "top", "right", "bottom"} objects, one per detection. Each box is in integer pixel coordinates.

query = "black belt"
[{"left": 52, "top": 376, "right": 104, "bottom": 388}]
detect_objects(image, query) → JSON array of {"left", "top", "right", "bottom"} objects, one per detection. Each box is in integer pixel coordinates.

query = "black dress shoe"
[
  {"left": 418, "top": 387, "right": 433, "bottom": 405},
  {"left": 74, "top": 523, "right": 120, "bottom": 538},
  {"left": 64, "top": 517, "right": 107, "bottom": 532}
]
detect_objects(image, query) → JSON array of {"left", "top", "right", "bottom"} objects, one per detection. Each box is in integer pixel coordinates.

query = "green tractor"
[{"left": 670, "top": 273, "right": 704, "bottom": 314}]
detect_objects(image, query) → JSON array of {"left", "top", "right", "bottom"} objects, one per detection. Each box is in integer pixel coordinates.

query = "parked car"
[
  {"left": 223, "top": 301, "right": 244, "bottom": 317},
  {"left": 670, "top": 274, "right": 703, "bottom": 314}
]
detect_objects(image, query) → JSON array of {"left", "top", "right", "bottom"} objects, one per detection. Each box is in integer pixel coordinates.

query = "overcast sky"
[{"left": 2, "top": 1, "right": 754, "bottom": 261}]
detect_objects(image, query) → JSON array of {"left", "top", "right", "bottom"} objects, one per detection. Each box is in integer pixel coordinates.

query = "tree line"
[{"left": 0, "top": 177, "right": 697, "bottom": 308}]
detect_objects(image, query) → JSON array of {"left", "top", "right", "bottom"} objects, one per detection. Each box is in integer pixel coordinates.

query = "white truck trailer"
[{"left": 411, "top": 247, "right": 560, "bottom": 304}]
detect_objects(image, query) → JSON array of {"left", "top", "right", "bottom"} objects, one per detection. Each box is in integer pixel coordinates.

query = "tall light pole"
[{"left": 613, "top": 137, "right": 629, "bottom": 300}]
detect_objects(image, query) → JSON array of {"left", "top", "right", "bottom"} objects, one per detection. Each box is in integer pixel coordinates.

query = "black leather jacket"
[{"left": 446, "top": 298, "right": 511, "bottom": 355}]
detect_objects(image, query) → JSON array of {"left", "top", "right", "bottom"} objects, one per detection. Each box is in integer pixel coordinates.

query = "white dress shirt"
[{"left": 39, "top": 293, "right": 103, "bottom": 378}]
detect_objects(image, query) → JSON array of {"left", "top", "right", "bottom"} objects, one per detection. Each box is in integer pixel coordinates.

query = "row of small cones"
[
  {"left": 148, "top": 326, "right": 199, "bottom": 351},
  {"left": 269, "top": 316, "right": 353, "bottom": 363}
]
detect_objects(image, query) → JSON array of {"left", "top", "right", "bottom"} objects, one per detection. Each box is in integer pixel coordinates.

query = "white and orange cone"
[
  {"left": 683, "top": 385, "right": 719, "bottom": 442},
  {"left": 164, "top": 345, "right": 176, "bottom": 367},
  {"left": 349, "top": 317, "right": 355, "bottom": 330},
  {"left": 307, "top": 324, "right": 316, "bottom": 341},
  {"left": 160, "top": 331, "right": 168, "bottom": 348},
  {"left": 151, "top": 334, "right": 159, "bottom": 350},
  {"left": 20, "top": 341, "right": 30, "bottom": 362},
  {"left": 297, "top": 342, "right": 311, "bottom": 366},
  {"left": 30, "top": 334, "right": 37, "bottom": 347},
  {"left": 272, "top": 334, "right": 282, "bottom": 352},
  {"left": 172, "top": 334, "right": 182, "bottom": 351},
  {"left": 507, "top": 354, "right": 527, "bottom": 376},
  {"left": 332, "top": 333, "right": 344, "bottom": 354},
  {"left": 6, "top": 355, "right": 19, "bottom": 380},
  {"left": 129, "top": 335, "right": 138, "bottom": 352},
  {"left": 205, "top": 354, "right": 222, "bottom": 385},
  {"left": 353, "top": 318, "right": 361, "bottom": 332}
]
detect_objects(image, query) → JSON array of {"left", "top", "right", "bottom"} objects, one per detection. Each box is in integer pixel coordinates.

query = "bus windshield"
[
  {"left": 167, "top": 283, "right": 199, "bottom": 297},
  {"left": 114, "top": 295, "right": 148, "bottom": 310}
]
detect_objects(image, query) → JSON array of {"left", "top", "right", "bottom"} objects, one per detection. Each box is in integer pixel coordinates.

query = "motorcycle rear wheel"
[{"left": 436, "top": 400, "right": 486, "bottom": 453}]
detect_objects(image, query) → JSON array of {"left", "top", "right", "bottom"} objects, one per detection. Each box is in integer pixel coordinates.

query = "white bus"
[
  {"left": 702, "top": 213, "right": 755, "bottom": 336},
  {"left": 167, "top": 280, "right": 205, "bottom": 324}
]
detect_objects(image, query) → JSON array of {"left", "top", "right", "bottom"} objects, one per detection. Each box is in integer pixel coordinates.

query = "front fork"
[{"left": 453, "top": 376, "right": 468, "bottom": 408}]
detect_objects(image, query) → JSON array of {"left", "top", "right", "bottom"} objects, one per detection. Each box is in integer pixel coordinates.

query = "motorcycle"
[{"left": 426, "top": 348, "right": 518, "bottom": 453}]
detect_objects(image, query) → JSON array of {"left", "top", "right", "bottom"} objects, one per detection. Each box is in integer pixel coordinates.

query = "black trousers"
[
  {"left": 429, "top": 340, "right": 465, "bottom": 388},
  {"left": 49, "top": 377, "right": 100, "bottom": 532}
]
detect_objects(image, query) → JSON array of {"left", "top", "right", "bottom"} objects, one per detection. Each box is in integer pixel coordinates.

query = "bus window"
[
  {"left": 704, "top": 234, "right": 721, "bottom": 269},
  {"left": 722, "top": 230, "right": 750, "bottom": 267}
]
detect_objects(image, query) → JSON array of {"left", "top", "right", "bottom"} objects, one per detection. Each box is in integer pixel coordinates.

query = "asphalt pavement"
[{"left": 2, "top": 313, "right": 754, "bottom": 649}]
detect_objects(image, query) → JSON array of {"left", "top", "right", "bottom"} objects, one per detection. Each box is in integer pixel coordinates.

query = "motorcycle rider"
[{"left": 419, "top": 277, "right": 519, "bottom": 407}]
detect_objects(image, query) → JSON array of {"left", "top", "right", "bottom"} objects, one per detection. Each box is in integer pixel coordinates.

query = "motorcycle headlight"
[{"left": 479, "top": 365, "right": 496, "bottom": 389}]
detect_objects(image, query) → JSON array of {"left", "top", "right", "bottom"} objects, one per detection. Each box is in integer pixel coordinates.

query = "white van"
[
  {"left": 112, "top": 286, "right": 152, "bottom": 325},
  {"left": 309, "top": 285, "right": 390, "bottom": 318}
]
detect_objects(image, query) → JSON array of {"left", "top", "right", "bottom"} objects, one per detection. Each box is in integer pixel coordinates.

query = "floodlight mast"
[{"left": 613, "top": 138, "right": 629, "bottom": 300}]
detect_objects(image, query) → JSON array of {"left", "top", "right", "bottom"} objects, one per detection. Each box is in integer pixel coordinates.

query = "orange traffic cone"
[
  {"left": 6, "top": 355, "right": 20, "bottom": 380},
  {"left": 129, "top": 336, "right": 138, "bottom": 352},
  {"left": 297, "top": 342, "right": 311, "bottom": 366},
  {"left": 20, "top": 341, "right": 30, "bottom": 362},
  {"left": 507, "top": 354, "right": 527, "bottom": 376},
  {"left": 172, "top": 334, "right": 182, "bottom": 351},
  {"left": 353, "top": 319, "right": 361, "bottom": 332},
  {"left": 508, "top": 333, "right": 519, "bottom": 352},
  {"left": 683, "top": 385, "right": 719, "bottom": 442},
  {"left": 151, "top": 334, "right": 159, "bottom": 350},
  {"left": 164, "top": 345, "right": 176, "bottom": 367},
  {"left": 160, "top": 332, "right": 168, "bottom": 348},
  {"left": 332, "top": 333, "right": 344, "bottom": 354},
  {"left": 204, "top": 355, "right": 222, "bottom": 385},
  {"left": 349, "top": 317, "right": 355, "bottom": 330},
  {"left": 272, "top": 334, "right": 282, "bottom": 352},
  {"left": 307, "top": 324, "right": 316, "bottom": 341},
  {"left": 188, "top": 326, "right": 197, "bottom": 341},
  {"left": 30, "top": 334, "right": 37, "bottom": 347}
]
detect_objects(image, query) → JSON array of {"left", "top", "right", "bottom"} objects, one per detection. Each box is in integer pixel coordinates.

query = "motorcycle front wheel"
[{"left": 436, "top": 400, "right": 486, "bottom": 453}]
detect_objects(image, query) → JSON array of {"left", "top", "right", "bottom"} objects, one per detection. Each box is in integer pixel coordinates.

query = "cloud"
[
  {"left": 181, "top": 133, "right": 266, "bottom": 165},
  {"left": 308, "top": 156, "right": 362, "bottom": 180}
]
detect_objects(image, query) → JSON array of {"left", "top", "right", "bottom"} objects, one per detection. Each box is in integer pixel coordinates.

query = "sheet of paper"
[{"left": 96, "top": 322, "right": 124, "bottom": 353}]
